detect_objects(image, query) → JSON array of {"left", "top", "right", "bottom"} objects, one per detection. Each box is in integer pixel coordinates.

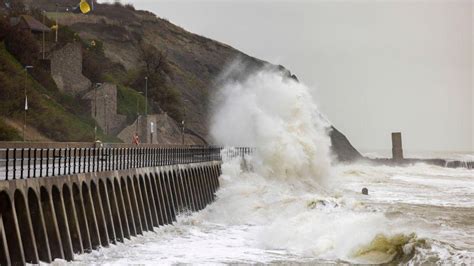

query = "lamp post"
[
  {"left": 145, "top": 76, "right": 149, "bottom": 144},
  {"left": 181, "top": 99, "right": 189, "bottom": 145},
  {"left": 93, "top": 83, "right": 102, "bottom": 141},
  {"left": 136, "top": 91, "right": 143, "bottom": 138},
  {"left": 145, "top": 76, "right": 148, "bottom": 117},
  {"left": 42, "top": 10, "right": 46, "bottom": 59},
  {"left": 23, "top": 65, "right": 33, "bottom": 142},
  {"left": 55, "top": 4, "right": 59, "bottom": 43},
  {"left": 104, "top": 93, "right": 108, "bottom": 135}
]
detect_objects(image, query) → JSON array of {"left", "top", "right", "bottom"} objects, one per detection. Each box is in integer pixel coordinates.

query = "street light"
[
  {"left": 136, "top": 91, "right": 143, "bottom": 136},
  {"left": 182, "top": 99, "right": 189, "bottom": 145},
  {"left": 104, "top": 93, "right": 108, "bottom": 135},
  {"left": 42, "top": 10, "right": 46, "bottom": 59},
  {"left": 144, "top": 76, "right": 148, "bottom": 117},
  {"left": 23, "top": 65, "right": 33, "bottom": 142},
  {"left": 93, "top": 83, "right": 102, "bottom": 141}
]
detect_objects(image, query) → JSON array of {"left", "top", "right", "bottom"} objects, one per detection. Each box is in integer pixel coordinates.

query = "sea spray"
[
  {"left": 204, "top": 66, "right": 419, "bottom": 263},
  {"left": 210, "top": 66, "right": 332, "bottom": 186}
]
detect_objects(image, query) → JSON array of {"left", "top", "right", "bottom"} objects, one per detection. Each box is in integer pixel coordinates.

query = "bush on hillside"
[
  {"left": 0, "top": 119, "right": 21, "bottom": 141},
  {"left": 7, "top": 0, "right": 25, "bottom": 16},
  {"left": 0, "top": 17, "right": 9, "bottom": 41}
]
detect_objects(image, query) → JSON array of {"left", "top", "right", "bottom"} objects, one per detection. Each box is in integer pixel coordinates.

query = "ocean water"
[
  {"left": 59, "top": 67, "right": 473, "bottom": 265},
  {"left": 61, "top": 154, "right": 473, "bottom": 265}
]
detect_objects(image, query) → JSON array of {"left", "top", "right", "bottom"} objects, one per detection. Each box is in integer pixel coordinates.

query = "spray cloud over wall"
[{"left": 210, "top": 63, "right": 332, "bottom": 184}]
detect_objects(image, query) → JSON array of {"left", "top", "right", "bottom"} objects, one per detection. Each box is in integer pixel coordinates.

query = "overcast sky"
[{"left": 101, "top": 0, "right": 472, "bottom": 152}]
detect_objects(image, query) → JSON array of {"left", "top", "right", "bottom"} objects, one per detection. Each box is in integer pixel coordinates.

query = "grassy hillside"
[
  {"left": 36, "top": 2, "right": 268, "bottom": 140},
  {"left": 117, "top": 85, "right": 148, "bottom": 124},
  {"left": 0, "top": 118, "right": 22, "bottom": 141},
  {"left": 0, "top": 42, "right": 117, "bottom": 142}
]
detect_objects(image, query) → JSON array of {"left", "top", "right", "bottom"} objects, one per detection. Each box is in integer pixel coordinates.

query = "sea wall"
[{"left": 0, "top": 161, "right": 221, "bottom": 264}]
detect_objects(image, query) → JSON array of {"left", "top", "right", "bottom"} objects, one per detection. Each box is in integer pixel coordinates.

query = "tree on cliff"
[
  {"left": 130, "top": 43, "right": 182, "bottom": 121},
  {"left": 4, "top": 24, "right": 39, "bottom": 67}
]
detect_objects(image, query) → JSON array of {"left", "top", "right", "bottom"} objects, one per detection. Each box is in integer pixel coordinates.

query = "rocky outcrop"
[{"left": 329, "top": 126, "right": 363, "bottom": 162}]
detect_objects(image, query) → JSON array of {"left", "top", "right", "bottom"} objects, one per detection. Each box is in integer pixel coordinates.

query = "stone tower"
[{"left": 392, "top": 132, "right": 404, "bottom": 161}]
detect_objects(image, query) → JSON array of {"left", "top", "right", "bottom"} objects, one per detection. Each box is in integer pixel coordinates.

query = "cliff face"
[
  {"left": 23, "top": 1, "right": 362, "bottom": 162},
  {"left": 38, "top": 4, "right": 265, "bottom": 141}
]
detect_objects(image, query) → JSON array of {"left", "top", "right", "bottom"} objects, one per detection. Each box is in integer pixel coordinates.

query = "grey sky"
[{"left": 103, "top": 0, "right": 472, "bottom": 152}]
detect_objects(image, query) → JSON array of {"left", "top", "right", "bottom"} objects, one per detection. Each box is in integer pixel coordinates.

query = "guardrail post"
[
  {"left": 145, "top": 148, "right": 148, "bottom": 167},
  {"left": 172, "top": 148, "right": 175, "bottom": 165},
  {"left": 61, "top": 148, "right": 65, "bottom": 176},
  {"left": 94, "top": 148, "right": 98, "bottom": 172},
  {"left": 123, "top": 148, "right": 126, "bottom": 170},
  {"left": 39, "top": 149, "right": 43, "bottom": 177},
  {"left": 66, "top": 148, "right": 70, "bottom": 175},
  {"left": 123, "top": 148, "right": 127, "bottom": 170},
  {"left": 5, "top": 148, "right": 9, "bottom": 180},
  {"left": 113, "top": 148, "right": 116, "bottom": 171},
  {"left": 87, "top": 148, "right": 90, "bottom": 173},
  {"left": 46, "top": 149, "right": 50, "bottom": 177},
  {"left": 109, "top": 147, "right": 113, "bottom": 171},
  {"left": 157, "top": 148, "right": 161, "bottom": 166},
  {"left": 77, "top": 148, "right": 81, "bottom": 174},
  {"left": 135, "top": 148, "right": 138, "bottom": 168},
  {"left": 81, "top": 148, "right": 87, "bottom": 173},
  {"left": 102, "top": 148, "right": 106, "bottom": 172},
  {"left": 53, "top": 148, "right": 57, "bottom": 176},
  {"left": 20, "top": 148, "right": 24, "bottom": 179},
  {"left": 106, "top": 148, "right": 109, "bottom": 171},
  {"left": 164, "top": 148, "right": 167, "bottom": 165},
  {"left": 135, "top": 148, "right": 138, "bottom": 169},
  {"left": 128, "top": 148, "right": 131, "bottom": 169},
  {"left": 111, "top": 148, "right": 115, "bottom": 171},
  {"left": 12, "top": 148, "right": 16, "bottom": 179},
  {"left": 82, "top": 148, "right": 86, "bottom": 173},
  {"left": 33, "top": 148, "right": 37, "bottom": 178},
  {"left": 151, "top": 148, "right": 154, "bottom": 167},
  {"left": 169, "top": 147, "right": 172, "bottom": 165},
  {"left": 74, "top": 148, "right": 78, "bottom": 174},
  {"left": 27, "top": 148, "right": 31, "bottom": 178}
]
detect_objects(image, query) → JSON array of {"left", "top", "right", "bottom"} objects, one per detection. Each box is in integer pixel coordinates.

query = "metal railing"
[
  {"left": 0, "top": 146, "right": 223, "bottom": 181},
  {"left": 222, "top": 147, "right": 255, "bottom": 160}
]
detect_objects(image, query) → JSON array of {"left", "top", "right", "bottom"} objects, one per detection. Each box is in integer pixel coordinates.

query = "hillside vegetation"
[
  {"left": 0, "top": 41, "right": 117, "bottom": 141},
  {"left": 0, "top": 1, "right": 362, "bottom": 162},
  {"left": 28, "top": 1, "right": 268, "bottom": 140}
]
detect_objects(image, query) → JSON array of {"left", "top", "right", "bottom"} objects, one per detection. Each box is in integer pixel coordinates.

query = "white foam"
[{"left": 63, "top": 67, "right": 473, "bottom": 265}]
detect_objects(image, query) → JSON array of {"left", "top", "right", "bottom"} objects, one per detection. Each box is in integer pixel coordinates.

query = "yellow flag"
[{"left": 80, "top": 0, "right": 91, "bottom": 14}]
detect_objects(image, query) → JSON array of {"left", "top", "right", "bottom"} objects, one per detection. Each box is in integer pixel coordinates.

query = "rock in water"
[{"left": 362, "top": 188, "right": 369, "bottom": 195}]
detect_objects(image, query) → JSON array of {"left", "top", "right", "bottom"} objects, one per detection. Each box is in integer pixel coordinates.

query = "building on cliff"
[
  {"left": 82, "top": 83, "right": 126, "bottom": 136},
  {"left": 48, "top": 42, "right": 91, "bottom": 95},
  {"left": 9, "top": 15, "right": 51, "bottom": 33}
]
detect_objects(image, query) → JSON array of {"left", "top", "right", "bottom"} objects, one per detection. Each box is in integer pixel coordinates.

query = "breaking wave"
[
  {"left": 207, "top": 67, "right": 423, "bottom": 263},
  {"left": 70, "top": 66, "right": 473, "bottom": 265}
]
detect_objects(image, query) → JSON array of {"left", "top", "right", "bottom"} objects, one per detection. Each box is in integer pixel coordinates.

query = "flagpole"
[{"left": 23, "top": 66, "right": 33, "bottom": 142}]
